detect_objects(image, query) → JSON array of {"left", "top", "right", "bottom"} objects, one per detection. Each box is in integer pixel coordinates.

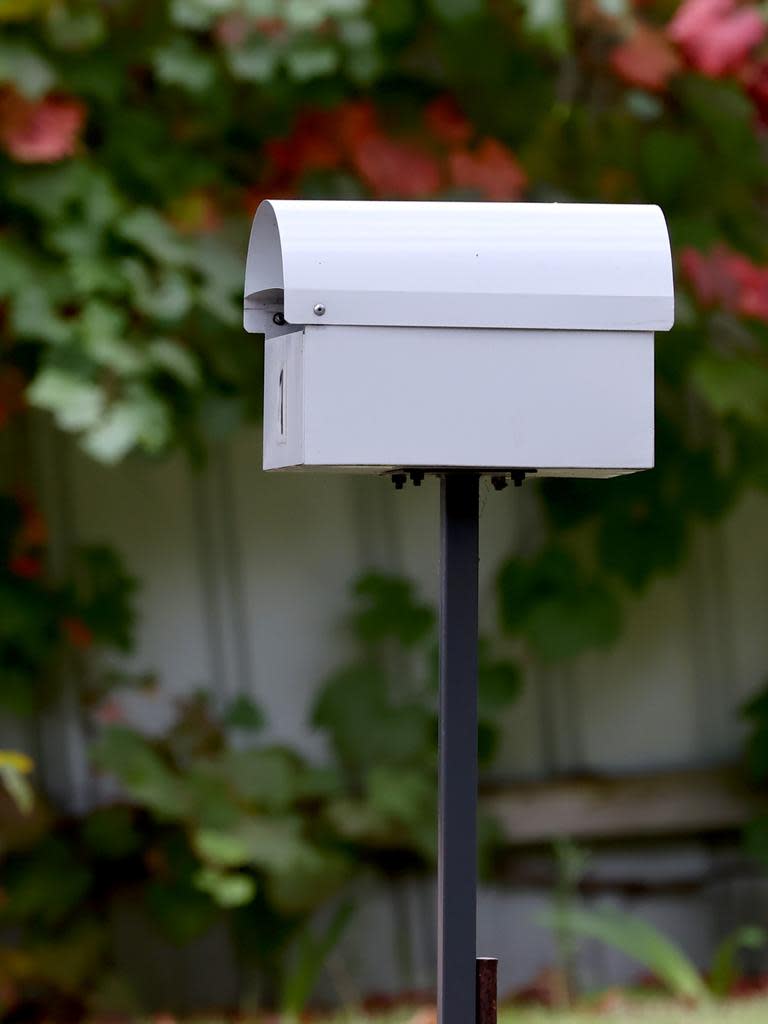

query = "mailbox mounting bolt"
[
  {"left": 491, "top": 475, "right": 508, "bottom": 492},
  {"left": 410, "top": 470, "right": 425, "bottom": 487},
  {"left": 313, "top": 303, "right": 326, "bottom": 316},
  {"left": 511, "top": 471, "right": 527, "bottom": 488},
  {"left": 272, "top": 313, "right": 286, "bottom": 326},
  {"left": 392, "top": 473, "right": 407, "bottom": 490}
]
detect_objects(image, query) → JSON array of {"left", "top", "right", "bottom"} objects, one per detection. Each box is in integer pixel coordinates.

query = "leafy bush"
[
  {"left": 4, "top": 0, "right": 768, "bottom": 1015},
  {"left": 0, "top": 570, "right": 520, "bottom": 1016}
]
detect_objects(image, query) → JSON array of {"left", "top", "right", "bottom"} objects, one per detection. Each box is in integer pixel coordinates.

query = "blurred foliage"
[
  {"left": 0, "top": 0, "right": 766, "bottom": 654},
  {"left": 313, "top": 571, "right": 519, "bottom": 871},
  {"left": 0, "top": 569, "right": 520, "bottom": 1018},
  {"left": 0, "top": 490, "right": 143, "bottom": 715},
  {"left": 539, "top": 903, "right": 766, "bottom": 1003},
  {"left": 0, "top": 750, "right": 34, "bottom": 814},
  {"left": 3, "top": 0, "right": 768, "bottom": 1016},
  {"left": 541, "top": 838, "right": 766, "bottom": 1002}
]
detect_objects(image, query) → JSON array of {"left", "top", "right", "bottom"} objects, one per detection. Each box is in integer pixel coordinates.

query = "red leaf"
[
  {"left": 680, "top": 244, "right": 768, "bottom": 321},
  {"left": 333, "top": 99, "right": 380, "bottom": 152},
  {"left": 610, "top": 24, "right": 682, "bottom": 91},
  {"left": 9, "top": 554, "right": 43, "bottom": 580},
  {"left": 61, "top": 616, "right": 94, "bottom": 651},
  {"left": 668, "top": 0, "right": 766, "bottom": 77},
  {"left": 0, "top": 366, "right": 26, "bottom": 429},
  {"left": 0, "top": 88, "right": 86, "bottom": 164},
  {"left": 425, "top": 96, "right": 473, "bottom": 146},
  {"left": 214, "top": 13, "right": 251, "bottom": 47},
  {"left": 744, "top": 59, "right": 768, "bottom": 123},
  {"left": 266, "top": 108, "right": 344, "bottom": 178},
  {"left": 448, "top": 138, "right": 527, "bottom": 201},
  {"left": 351, "top": 134, "right": 442, "bottom": 199},
  {"left": 93, "top": 697, "right": 126, "bottom": 724}
]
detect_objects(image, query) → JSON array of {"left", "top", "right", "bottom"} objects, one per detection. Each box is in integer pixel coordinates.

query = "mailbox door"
[{"left": 263, "top": 325, "right": 654, "bottom": 476}]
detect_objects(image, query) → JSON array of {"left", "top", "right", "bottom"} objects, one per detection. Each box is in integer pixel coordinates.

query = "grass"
[
  {"left": 496, "top": 998, "right": 768, "bottom": 1023},
  {"left": 127, "top": 998, "right": 768, "bottom": 1024},
  {"left": 321, "top": 999, "right": 768, "bottom": 1024}
]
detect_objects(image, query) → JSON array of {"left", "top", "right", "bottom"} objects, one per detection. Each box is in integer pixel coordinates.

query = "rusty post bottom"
[{"left": 476, "top": 958, "right": 498, "bottom": 1024}]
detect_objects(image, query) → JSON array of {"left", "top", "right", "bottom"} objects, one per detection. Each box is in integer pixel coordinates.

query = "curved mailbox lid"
[{"left": 245, "top": 199, "right": 674, "bottom": 332}]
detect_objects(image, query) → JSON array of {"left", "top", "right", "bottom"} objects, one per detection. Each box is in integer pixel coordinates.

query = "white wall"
[{"left": 4, "top": 421, "right": 768, "bottom": 1007}]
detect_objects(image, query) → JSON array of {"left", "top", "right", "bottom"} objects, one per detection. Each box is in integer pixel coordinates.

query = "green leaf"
[
  {"left": 194, "top": 866, "right": 256, "bottom": 907},
  {"left": 81, "top": 402, "right": 146, "bottom": 463},
  {"left": 692, "top": 352, "right": 768, "bottom": 426},
  {"left": 170, "top": 0, "right": 226, "bottom": 29},
  {"left": 230, "top": 817, "right": 352, "bottom": 912},
  {"left": 0, "top": 41, "right": 55, "bottom": 97},
  {"left": 80, "top": 301, "right": 145, "bottom": 374},
  {"left": 236, "top": 816, "right": 315, "bottom": 872},
  {"left": 538, "top": 905, "right": 709, "bottom": 1003},
  {"left": 28, "top": 368, "right": 105, "bottom": 431},
  {"left": 265, "top": 846, "right": 351, "bottom": 914},
  {"left": 224, "top": 747, "right": 305, "bottom": 810},
  {"left": 325, "top": 797, "right": 393, "bottom": 844},
  {"left": 12, "top": 284, "right": 73, "bottom": 345},
  {"left": 70, "top": 544, "right": 137, "bottom": 650},
  {"left": 92, "top": 726, "right": 187, "bottom": 818},
  {"left": 226, "top": 41, "right": 278, "bottom": 83},
  {"left": 117, "top": 208, "right": 189, "bottom": 266},
  {"left": 284, "top": 0, "right": 334, "bottom": 29},
  {"left": 524, "top": 584, "right": 621, "bottom": 659},
  {"left": 193, "top": 828, "right": 251, "bottom": 867},
  {"left": 123, "top": 261, "right": 193, "bottom": 322},
  {"left": 367, "top": 764, "right": 434, "bottom": 825},
  {"left": 366, "top": 764, "right": 436, "bottom": 857},
  {"left": 284, "top": 39, "right": 339, "bottom": 81},
  {"left": 0, "top": 762, "right": 34, "bottom": 814},
  {"left": 9, "top": 163, "right": 123, "bottom": 225},
  {"left": 478, "top": 647, "right": 522, "bottom": 716},
  {"left": 519, "top": 0, "right": 568, "bottom": 53},
  {"left": 709, "top": 925, "right": 766, "bottom": 997},
  {"left": 183, "top": 763, "right": 243, "bottom": 830},
  {"left": 350, "top": 572, "right": 435, "bottom": 648},
  {"left": 280, "top": 902, "right": 354, "bottom": 1016},
  {"left": 146, "top": 877, "right": 217, "bottom": 943},
  {"left": 83, "top": 388, "right": 172, "bottom": 462},
  {"left": 312, "top": 664, "right": 434, "bottom": 770},
  {"left": 82, "top": 806, "right": 141, "bottom": 859},
  {"left": 498, "top": 548, "right": 622, "bottom": 660},
  {"left": 152, "top": 38, "right": 217, "bottom": 93},
  {"left": 45, "top": 5, "right": 106, "bottom": 50},
  {"left": 148, "top": 339, "right": 200, "bottom": 386},
  {"left": 640, "top": 130, "right": 701, "bottom": 205},
  {"left": 3, "top": 837, "right": 92, "bottom": 927},
  {"left": 223, "top": 694, "right": 265, "bottom": 732},
  {"left": 428, "top": 0, "right": 485, "bottom": 21}
]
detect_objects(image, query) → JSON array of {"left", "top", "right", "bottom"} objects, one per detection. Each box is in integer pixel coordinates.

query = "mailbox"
[{"left": 244, "top": 200, "right": 674, "bottom": 477}]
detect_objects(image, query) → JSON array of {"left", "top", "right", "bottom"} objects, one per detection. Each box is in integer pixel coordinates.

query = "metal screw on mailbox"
[
  {"left": 273, "top": 312, "right": 286, "bottom": 326},
  {"left": 391, "top": 472, "right": 407, "bottom": 490},
  {"left": 313, "top": 303, "right": 326, "bottom": 316}
]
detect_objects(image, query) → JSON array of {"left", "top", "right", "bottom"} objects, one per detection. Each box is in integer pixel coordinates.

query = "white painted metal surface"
[
  {"left": 247, "top": 199, "right": 673, "bottom": 475},
  {"left": 244, "top": 200, "right": 674, "bottom": 332},
  {"left": 263, "top": 325, "right": 654, "bottom": 473}
]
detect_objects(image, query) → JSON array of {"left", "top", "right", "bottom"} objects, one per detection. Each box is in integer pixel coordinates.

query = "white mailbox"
[{"left": 244, "top": 200, "right": 674, "bottom": 478}]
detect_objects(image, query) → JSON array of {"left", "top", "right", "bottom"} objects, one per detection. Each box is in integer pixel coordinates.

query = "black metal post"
[{"left": 438, "top": 473, "right": 479, "bottom": 1024}]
